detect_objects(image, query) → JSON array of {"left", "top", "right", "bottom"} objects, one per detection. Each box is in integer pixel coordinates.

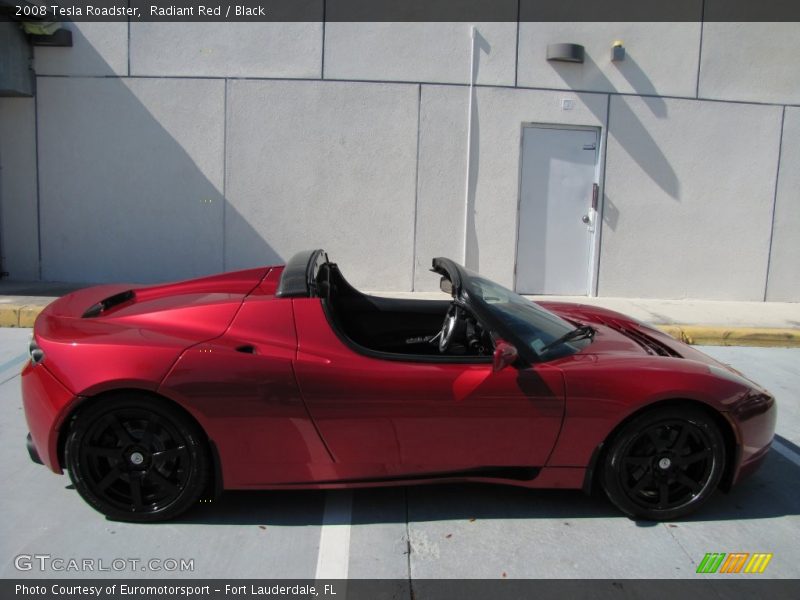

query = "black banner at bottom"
[{"left": 4, "top": 579, "right": 800, "bottom": 600}]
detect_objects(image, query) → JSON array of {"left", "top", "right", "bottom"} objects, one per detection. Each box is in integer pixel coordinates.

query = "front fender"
[{"left": 546, "top": 355, "right": 752, "bottom": 468}]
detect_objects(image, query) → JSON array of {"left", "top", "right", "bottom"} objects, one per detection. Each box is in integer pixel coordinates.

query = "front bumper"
[{"left": 727, "top": 389, "right": 778, "bottom": 486}]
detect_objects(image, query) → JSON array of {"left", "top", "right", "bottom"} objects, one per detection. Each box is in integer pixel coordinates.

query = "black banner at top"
[{"left": 1, "top": 0, "right": 800, "bottom": 22}]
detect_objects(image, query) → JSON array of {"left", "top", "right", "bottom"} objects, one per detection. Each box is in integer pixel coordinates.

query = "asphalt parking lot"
[{"left": 0, "top": 328, "right": 798, "bottom": 580}]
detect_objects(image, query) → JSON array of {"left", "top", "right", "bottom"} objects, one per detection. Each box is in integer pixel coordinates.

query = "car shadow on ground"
[{"left": 172, "top": 445, "right": 800, "bottom": 527}]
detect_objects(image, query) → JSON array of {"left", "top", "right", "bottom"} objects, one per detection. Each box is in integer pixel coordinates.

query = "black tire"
[
  {"left": 64, "top": 394, "right": 210, "bottom": 522},
  {"left": 601, "top": 405, "right": 726, "bottom": 521}
]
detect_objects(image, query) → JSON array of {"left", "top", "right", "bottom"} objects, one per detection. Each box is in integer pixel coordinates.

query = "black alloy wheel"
[
  {"left": 601, "top": 406, "right": 726, "bottom": 521},
  {"left": 65, "top": 395, "right": 210, "bottom": 522}
]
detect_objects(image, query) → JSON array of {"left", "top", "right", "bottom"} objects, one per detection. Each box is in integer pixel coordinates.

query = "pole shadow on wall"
[
  {"left": 34, "top": 22, "right": 280, "bottom": 285},
  {"left": 463, "top": 28, "right": 490, "bottom": 273}
]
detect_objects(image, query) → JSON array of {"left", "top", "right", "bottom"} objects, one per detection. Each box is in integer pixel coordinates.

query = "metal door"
[{"left": 515, "top": 126, "right": 600, "bottom": 295}]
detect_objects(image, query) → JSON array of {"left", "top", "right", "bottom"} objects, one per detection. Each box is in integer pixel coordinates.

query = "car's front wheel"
[
  {"left": 601, "top": 405, "right": 726, "bottom": 521},
  {"left": 64, "top": 394, "right": 210, "bottom": 522}
]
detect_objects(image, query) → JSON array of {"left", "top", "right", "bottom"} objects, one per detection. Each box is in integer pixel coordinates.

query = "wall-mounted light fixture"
[
  {"left": 546, "top": 43, "right": 585, "bottom": 63},
  {"left": 611, "top": 40, "right": 625, "bottom": 62}
]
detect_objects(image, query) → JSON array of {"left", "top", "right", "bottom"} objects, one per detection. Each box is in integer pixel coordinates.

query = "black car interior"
[{"left": 316, "top": 262, "right": 493, "bottom": 358}]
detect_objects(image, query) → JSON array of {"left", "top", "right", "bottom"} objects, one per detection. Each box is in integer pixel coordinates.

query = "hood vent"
[
  {"left": 616, "top": 325, "right": 682, "bottom": 358},
  {"left": 82, "top": 290, "right": 135, "bottom": 318},
  {"left": 592, "top": 316, "right": 682, "bottom": 358}
]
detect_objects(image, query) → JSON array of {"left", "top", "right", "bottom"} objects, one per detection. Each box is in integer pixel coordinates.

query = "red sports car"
[{"left": 22, "top": 250, "right": 776, "bottom": 522}]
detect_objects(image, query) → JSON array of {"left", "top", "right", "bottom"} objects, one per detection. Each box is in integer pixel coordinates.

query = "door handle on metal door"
[{"left": 581, "top": 215, "right": 590, "bottom": 224}]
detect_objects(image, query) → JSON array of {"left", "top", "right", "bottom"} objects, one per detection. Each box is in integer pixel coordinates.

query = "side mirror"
[{"left": 492, "top": 341, "right": 518, "bottom": 372}]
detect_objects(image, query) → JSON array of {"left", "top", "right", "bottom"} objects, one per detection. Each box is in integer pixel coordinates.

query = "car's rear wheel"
[
  {"left": 601, "top": 406, "right": 726, "bottom": 521},
  {"left": 64, "top": 395, "right": 209, "bottom": 522}
]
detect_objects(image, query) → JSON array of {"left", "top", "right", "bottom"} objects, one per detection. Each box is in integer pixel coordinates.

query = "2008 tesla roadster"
[{"left": 22, "top": 250, "right": 776, "bottom": 522}]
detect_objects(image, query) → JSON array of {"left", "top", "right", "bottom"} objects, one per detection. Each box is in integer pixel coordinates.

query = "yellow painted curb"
[
  {"left": 18, "top": 306, "right": 43, "bottom": 328},
  {"left": 656, "top": 325, "right": 685, "bottom": 341},
  {"left": 657, "top": 325, "right": 800, "bottom": 348},
  {"left": 0, "top": 304, "right": 43, "bottom": 328},
  {"left": 0, "top": 305, "right": 22, "bottom": 327}
]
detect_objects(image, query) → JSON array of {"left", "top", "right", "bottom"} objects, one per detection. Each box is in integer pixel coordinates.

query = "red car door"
[{"left": 292, "top": 299, "right": 565, "bottom": 480}]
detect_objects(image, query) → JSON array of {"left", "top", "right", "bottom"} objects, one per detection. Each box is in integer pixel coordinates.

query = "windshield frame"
[{"left": 431, "top": 257, "right": 587, "bottom": 364}]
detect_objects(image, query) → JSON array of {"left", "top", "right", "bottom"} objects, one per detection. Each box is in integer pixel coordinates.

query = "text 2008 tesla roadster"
[{"left": 22, "top": 250, "right": 776, "bottom": 522}]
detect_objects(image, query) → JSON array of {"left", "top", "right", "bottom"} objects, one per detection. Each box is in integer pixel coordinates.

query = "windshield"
[{"left": 464, "top": 275, "right": 591, "bottom": 359}]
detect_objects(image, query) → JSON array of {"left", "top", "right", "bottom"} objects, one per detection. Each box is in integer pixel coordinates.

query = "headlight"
[{"left": 28, "top": 336, "right": 45, "bottom": 366}]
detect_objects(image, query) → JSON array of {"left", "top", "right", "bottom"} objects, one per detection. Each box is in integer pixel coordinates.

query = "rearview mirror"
[{"left": 492, "top": 342, "right": 518, "bottom": 372}]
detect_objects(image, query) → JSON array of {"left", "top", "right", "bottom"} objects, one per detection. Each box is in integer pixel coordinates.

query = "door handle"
[{"left": 581, "top": 215, "right": 590, "bottom": 224}]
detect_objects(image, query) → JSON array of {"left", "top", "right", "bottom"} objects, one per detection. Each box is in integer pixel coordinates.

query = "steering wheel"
[{"left": 438, "top": 304, "right": 460, "bottom": 353}]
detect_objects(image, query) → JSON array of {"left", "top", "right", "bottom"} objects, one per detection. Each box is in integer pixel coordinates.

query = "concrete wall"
[
  {"left": 225, "top": 79, "right": 419, "bottom": 291},
  {"left": 600, "top": 96, "right": 782, "bottom": 300},
  {"left": 130, "top": 23, "right": 322, "bottom": 78},
  {"left": 36, "top": 77, "right": 225, "bottom": 283},
  {"left": 699, "top": 23, "right": 800, "bottom": 105},
  {"left": 0, "top": 20, "right": 797, "bottom": 301}
]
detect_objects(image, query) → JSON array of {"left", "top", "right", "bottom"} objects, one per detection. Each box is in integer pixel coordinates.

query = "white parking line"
[
  {"left": 772, "top": 439, "right": 800, "bottom": 468},
  {"left": 0, "top": 352, "right": 27, "bottom": 374},
  {"left": 314, "top": 490, "right": 353, "bottom": 580},
  {"left": 0, "top": 352, "right": 28, "bottom": 385}
]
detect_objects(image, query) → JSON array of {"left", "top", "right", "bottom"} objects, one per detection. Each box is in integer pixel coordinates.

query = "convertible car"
[{"left": 22, "top": 250, "right": 776, "bottom": 522}]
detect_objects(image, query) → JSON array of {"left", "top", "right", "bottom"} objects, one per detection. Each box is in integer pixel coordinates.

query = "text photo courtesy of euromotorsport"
[{"left": 15, "top": 583, "right": 333, "bottom": 597}]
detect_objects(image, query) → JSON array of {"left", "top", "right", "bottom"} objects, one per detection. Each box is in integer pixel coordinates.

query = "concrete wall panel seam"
[
  {"left": 222, "top": 78, "right": 229, "bottom": 272},
  {"left": 411, "top": 83, "right": 422, "bottom": 291},
  {"left": 27, "top": 72, "right": 799, "bottom": 111},
  {"left": 321, "top": 1, "right": 326, "bottom": 79},
  {"left": 127, "top": 17, "right": 131, "bottom": 76},
  {"left": 763, "top": 106, "right": 787, "bottom": 301},
  {"left": 514, "top": 7, "right": 520, "bottom": 87},
  {"left": 694, "top": 15, "right": 704, "bottom": 99}
]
